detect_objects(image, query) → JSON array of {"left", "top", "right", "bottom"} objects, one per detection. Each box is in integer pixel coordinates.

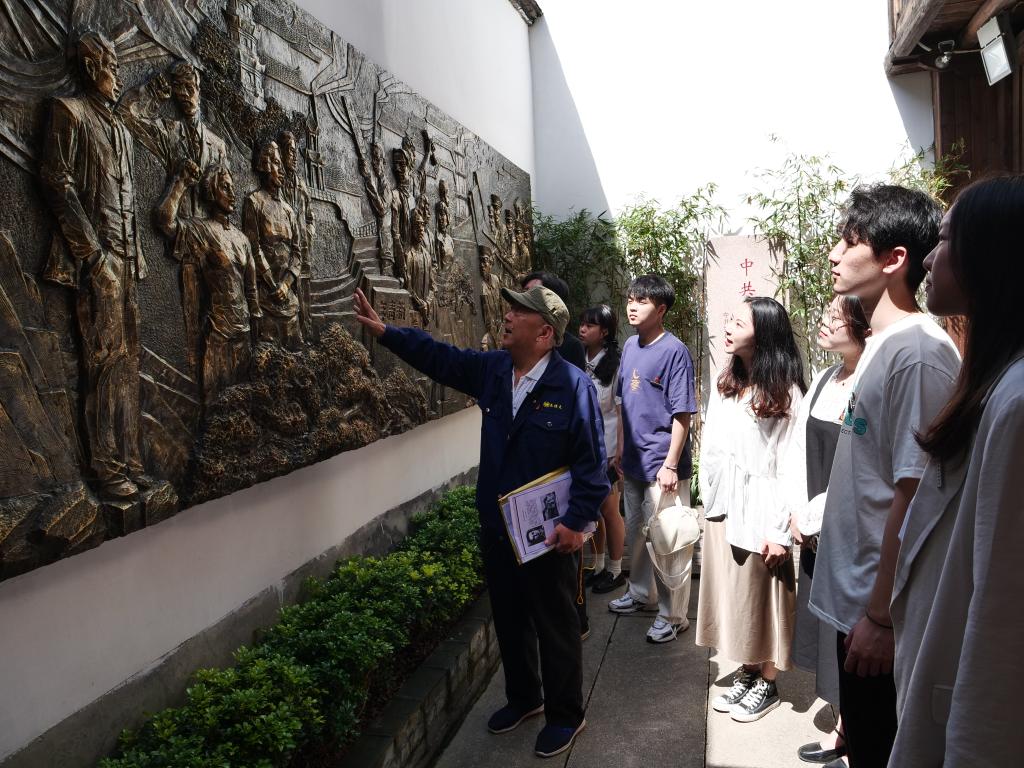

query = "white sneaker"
[
  {"left": 645, "top": 616, "right": 688, "bottom": 643},
  {"left": 607, "top": 591, "right": 656, "bottom": 614}
]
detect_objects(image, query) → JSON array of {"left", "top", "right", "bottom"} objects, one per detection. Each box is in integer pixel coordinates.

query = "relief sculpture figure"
[
  {"left": 279, "top": 131, "right": 314, "bottom": 341},
  {"left": 389, "top": 146, "right": 415, "bottom": 284},
  {"left": 488, "top": 194, "right": 507, "bottom": 248},
  {"left": 39, "top": 31, "right": 148, "bottom": 500},
  {"left": 487, "top": 193, "right": 515, "bottom": 281},
  {"left": 432, "top": 195, "right": 475, "bottom": 348},
  {"left": 358, "top": 142, "right": 393, "bottom": 277},
  {"left": 478, "top": 245, "right": 503, "bottom": 350},
  {"left": 513, "top": 198, "right": 532, "bottom": 275},
  {"left": 157, "top": 161, "right": 262, "bottom": 405},
  {"left": 120, "top": 60, "right": 228, "bottom": 371},
  {"left": 119, "top": 61, "right": 228, "bottom": 217},
  {"left": 430, "top": 193, "right": 476, "bottom": 413},
  {"left": 404, "top": 196, "right": 435, "bottom": 328},
  {"left": 504, "top": 208, "right": 517, "bottom": 270},
  {"left": 434, "top": 182, "right": 455, "bottom": 267},
  {"left": 243, "top": 140, "right": 304, "bottom": 351}
]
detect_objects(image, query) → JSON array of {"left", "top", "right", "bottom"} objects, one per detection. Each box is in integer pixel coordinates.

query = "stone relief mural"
[{"left": 0, "top": 0, "right": 533, "bottom": 581}]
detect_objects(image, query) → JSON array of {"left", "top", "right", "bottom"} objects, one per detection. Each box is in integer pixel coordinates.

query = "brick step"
[
  {"left": 312, "top": 309, "right": 354, "bottom": 320},
  {"left": 312, "top": 296, "right": 353, "bottom": 312},
  {"left": 310, "top": 281, "right": 354, "bottom": 303},
  {"left": 310, "top": 275, "right": 353, "bottom": 292},
  {"left": 351, "top": 235, "right": 378, "bottom": 250}
]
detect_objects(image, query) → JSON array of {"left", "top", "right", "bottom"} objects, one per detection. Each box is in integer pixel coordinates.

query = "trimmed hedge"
[{"left": 100, "top": 485, "right": 482, "bottom": 767}]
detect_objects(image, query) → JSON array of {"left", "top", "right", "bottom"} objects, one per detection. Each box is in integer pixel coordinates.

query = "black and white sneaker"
[
  {"left": 730, "top": 677, "right": 780, "bottom": 722},
  {"left": 711, "top": 667, "right": 760, "bottom": 713}
]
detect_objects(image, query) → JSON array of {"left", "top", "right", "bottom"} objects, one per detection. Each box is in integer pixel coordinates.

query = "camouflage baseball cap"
[{"left": 500, "top": 285, "right": 569, "bottom": 345}]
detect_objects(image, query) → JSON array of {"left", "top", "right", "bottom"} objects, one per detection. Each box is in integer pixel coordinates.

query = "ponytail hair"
[{"left": 580, "top": 304, "right": 620, "bottom": 387}]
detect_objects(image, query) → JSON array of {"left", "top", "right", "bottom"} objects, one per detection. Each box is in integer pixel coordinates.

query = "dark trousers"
[
  {"left": 836, "top": 631, "right": 898, "bottom": 768},
  {"left": 482, "top": 530, "right": 584, "bottom": 728}
]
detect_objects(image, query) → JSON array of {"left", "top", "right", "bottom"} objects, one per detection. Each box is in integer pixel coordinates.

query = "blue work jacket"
[{"left": 381, "top": 326, "right": 610, "bottom": 535}]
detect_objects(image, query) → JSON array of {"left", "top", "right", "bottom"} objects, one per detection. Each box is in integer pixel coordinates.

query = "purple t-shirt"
[{"left": 617, "top": 332, "right": 698, "bottom": 482}]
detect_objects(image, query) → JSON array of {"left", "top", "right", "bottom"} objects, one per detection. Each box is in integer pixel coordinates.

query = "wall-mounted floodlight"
[
  {"left": 919, "top": 39, "right": 981, "bottom": 71},
  {"left": 978, "top": 14, "right": 1017, "bottom": 86},
  {"left": 935, "top": 40, "right": 955, "bottom": 69}
]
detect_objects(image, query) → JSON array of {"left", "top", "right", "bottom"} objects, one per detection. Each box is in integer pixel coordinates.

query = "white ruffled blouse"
[{"left": 699, "top": 384, "right": 802, "bottom": 554}]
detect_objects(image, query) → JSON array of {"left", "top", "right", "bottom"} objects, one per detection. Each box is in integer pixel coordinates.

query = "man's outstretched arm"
[{"left": 353, "top": 288, "right": 488, "bottom": 398}]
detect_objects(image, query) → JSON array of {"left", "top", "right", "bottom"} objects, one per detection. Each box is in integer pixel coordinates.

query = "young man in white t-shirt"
[{"left": 808, "top": 185, "right": 960, "bottom": 768}]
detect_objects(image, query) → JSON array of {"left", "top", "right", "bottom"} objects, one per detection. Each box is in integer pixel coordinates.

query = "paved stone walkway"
[{"left": 433, "top": 578, "right": 837, "bottom": 768}]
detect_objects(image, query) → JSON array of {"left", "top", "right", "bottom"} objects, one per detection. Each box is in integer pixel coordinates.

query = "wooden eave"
[
  {"left": 507, "top": 0, "right": 543, "bottom": 25},
  {"left": 885, "top": 0, "right": 1021, "bottom": 76}
]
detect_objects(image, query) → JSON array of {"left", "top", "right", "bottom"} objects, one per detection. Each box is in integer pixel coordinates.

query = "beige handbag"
[
  {"left": 642, "top": 489, "right": 700, "bottom": 590},
  {"left": 643, "top": 490, "right": 700, "bottom": 555}
]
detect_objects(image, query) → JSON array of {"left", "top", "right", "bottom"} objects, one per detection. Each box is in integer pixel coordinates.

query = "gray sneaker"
[
  {"left": 711, "top": 667, "right": 760, "bottom": 712},
  {"left": 645, "top": 616, "right": 689, "bottom": 643},
  {"left": 730, "top": 677, "right": 780, "bottom": 722}
]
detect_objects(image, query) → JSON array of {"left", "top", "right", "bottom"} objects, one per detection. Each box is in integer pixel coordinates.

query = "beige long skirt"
[{"left": 696, "top": 518, "right": 796, "bottom": 670}]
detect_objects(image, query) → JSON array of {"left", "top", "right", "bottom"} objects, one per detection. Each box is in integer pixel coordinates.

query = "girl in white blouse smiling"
[
  {"left": 697, "top": 296, "right": 806, "bottom": 723},
  {"left": 784, "top": 294, "right": 869, "bottom": 764}
]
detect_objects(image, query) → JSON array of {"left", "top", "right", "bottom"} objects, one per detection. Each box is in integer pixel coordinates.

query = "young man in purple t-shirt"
[{"left": 608, "top": 275, "right": 698, "bottom": 643}]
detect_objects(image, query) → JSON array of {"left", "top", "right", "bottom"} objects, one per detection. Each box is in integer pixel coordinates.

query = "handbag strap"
[
  {"left": 645, "top": 540, "right": 694, "bottom": 587},
  {"left": 653, "top": 484, "right": 681, "bottom": 514}
]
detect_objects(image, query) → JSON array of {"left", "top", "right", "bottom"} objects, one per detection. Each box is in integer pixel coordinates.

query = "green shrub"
[{"left": 100, "top": 486, "right": 481, "bottom": 767}]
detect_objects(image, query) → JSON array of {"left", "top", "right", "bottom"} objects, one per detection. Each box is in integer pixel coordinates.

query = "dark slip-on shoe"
[
  {"left": 535, "top": 720, "right": 586, "bottom": 758},
  {"left": 797, "top": 740, "right": 847, "bottom": 764},
  {"left": 487, "top": 702, "right": 544, "bottom": 734}
]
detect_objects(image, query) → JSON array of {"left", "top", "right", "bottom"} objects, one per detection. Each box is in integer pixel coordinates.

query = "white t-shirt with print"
[{"left": 808, "top": 314, "right": 961, "bottom": 634}]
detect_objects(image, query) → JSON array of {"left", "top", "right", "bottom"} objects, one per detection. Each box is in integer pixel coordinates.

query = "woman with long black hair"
[
  {"left": 578, "top": 305, "right": 626, "bottom": 593},
  {"left": 889, "top": 176, "right": 1024, "bottom": 767},
  {"left": 697, "top": 296, "right": 806, "bottom": 722}
]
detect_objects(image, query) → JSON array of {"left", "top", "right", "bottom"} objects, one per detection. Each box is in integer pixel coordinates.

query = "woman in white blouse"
[
  {"left": 578, "top": 304, "right": 626, "bottom": 594},
  {"left": 697, "top": 296, "right": 806, "bottom": 723},
  {"left": 783, "top": 295, "right": 869, "bottom": 764}
]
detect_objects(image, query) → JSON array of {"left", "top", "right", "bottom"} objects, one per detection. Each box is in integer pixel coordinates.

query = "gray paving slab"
[
  {"left": 433, "top": 569, "right": 833, "bottom": 768},
  {"left": 432, "top": 581, "right": 625, "bottom": 767},
  {"left": 566, "top": 611, "right": 707, "bottom": 768}
]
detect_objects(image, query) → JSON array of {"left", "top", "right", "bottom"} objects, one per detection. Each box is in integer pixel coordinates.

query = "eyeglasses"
[{"left": 823, "top": 313, "right": 850, "bottom": 332}]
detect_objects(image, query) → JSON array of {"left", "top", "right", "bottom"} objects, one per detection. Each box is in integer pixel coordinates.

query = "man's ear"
[
  {"left": 83, "top": 57, "right": 98, "bottom": 85},
  {"left": 656, "top": 302, "right": 669, "bottom": 321},
  {"left": 880, "top": 246, "right": 908, "bottom": 276}
]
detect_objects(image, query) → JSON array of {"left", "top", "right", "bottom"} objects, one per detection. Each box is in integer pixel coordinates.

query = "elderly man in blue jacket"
[{"left": 354, "top": 285, "right": 608, "bottom": 758}]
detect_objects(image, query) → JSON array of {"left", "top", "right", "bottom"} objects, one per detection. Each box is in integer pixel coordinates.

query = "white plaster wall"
[
  {"left": 0, "top": 0, "right": 529, "bottom": 758},
  {"left": 301, "top": 0, "right": 535, "bottom": 175},
  {"left": 532, "top": 0, "right": 935, "bottom": 226}
]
